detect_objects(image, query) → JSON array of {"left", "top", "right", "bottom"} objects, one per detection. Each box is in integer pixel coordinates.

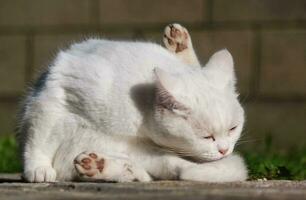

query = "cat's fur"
[{"left": 18, "top": 24, "right": 247, "bottom": 183}]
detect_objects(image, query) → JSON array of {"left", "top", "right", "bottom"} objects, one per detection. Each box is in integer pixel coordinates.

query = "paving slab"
[{"left": 0, "top": 174, "right": 305, "bottom": 200}]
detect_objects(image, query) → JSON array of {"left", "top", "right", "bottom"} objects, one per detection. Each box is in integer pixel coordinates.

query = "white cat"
[{"left": 18, "top": 24, "right": 248, "bottom": 183}]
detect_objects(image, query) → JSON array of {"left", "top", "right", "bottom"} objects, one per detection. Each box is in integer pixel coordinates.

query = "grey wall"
[{"left": 0, "top": 0, "right": 305, "bottom": 149}]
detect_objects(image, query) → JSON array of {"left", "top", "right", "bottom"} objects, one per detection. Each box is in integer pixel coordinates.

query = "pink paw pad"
[
  {"left": 163, "top": 23, "right": 190, "bottom": 53},
  {"left": 74, "top": 152, "right": 105, "bottom": 177}
]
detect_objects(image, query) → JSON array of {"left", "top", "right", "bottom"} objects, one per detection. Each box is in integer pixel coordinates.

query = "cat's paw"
[
  {"left": 163, "top": 23, "right": 191, "bottom": 53},
  {"left": 74, "top": 152, "right": 105, "bottom": 178},
  {"left": 23, "top": 166, "right": 57, "bottom": 182},
  {"left": 180, "top": 154, "right": 248, "bottom": 182},
  {"left": 74, "top": 151, "right": 151, "bottom": 182}
]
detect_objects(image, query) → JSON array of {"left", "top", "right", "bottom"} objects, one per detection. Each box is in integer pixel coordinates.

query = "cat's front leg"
[
  {"left": 179, "top": 154, "right": 248, "bottom": 182},
  {"left": 74, "top": 151, "right": 152, "bottom": 182},
  {"left": 163, "top": 23, "right": 200, "bottom": 67},
  {"left": 141, "top": 153, "right": 246, "bottom": 182}
]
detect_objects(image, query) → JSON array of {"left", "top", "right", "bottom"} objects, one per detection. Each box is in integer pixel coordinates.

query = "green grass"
[
  {"left": 243, "top": 149, "right": 306, "bottom": 180},
  {"left": 242, "top": 134, "right": 306, "bottom": 180},
  {"left": 0, "top": 136, "right": 22, "bottom": 173},
  {"left": 0, "top": 136, "right": 305, "bottom": 180}
]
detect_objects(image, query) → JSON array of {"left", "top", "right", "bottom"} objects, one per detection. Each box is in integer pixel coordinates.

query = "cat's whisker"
[{"left": 235, "top": 138, "right": 263, "bottom": 147}]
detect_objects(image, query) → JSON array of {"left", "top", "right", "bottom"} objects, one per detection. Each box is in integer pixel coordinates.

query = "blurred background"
[{"left": 0, "top": 0, "right": 305, "bottom": 152}]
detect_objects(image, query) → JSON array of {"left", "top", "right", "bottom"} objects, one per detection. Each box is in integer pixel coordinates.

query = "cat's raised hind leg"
[
  {"left": 74, "top": 151, "right": 152, "bottom": 182},
  {"left": 163, "top": 23, "right": 200, "bottom": 67}
]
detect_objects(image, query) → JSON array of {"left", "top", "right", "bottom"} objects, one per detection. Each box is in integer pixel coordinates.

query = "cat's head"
[{"left": 151, "top": 49, "right": 244, "bottom": 162}]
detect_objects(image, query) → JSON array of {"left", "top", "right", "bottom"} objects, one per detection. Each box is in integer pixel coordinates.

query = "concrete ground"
[{"left": 0, "top": 174, "right": 305, "bottom": 200}]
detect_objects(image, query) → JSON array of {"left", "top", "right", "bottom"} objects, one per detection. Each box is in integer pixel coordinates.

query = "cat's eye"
[
  {"left": 203, "top": 135, "right": 215, "bottom": 141},
  {"left": 229, "top": 126, "right": 237, "bottom": 131}
]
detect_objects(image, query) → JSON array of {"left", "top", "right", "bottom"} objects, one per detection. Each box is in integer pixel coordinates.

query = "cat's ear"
[
  {"left": 153, "top": 68, "right": 189, "bottom": 113},
  {"left": 203, "top": 49, "right": 236, "bottom": 90}
]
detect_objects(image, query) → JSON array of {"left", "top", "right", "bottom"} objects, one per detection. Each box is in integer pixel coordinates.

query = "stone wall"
[{"left": 0, "top": 0, "right": 305, "bottom": 148}]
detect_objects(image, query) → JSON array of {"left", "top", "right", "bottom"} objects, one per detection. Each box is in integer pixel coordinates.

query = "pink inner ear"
[{"left": 155, "top": 81, "right": 187, "bottom": 111}]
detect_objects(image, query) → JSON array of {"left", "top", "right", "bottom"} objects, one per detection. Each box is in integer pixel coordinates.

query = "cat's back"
[
  {"left": 49, "top": 38, "right": 186, "bottom": 94},
  {"left": 66, "top": 38, "right": 183, "bottom": 75}
]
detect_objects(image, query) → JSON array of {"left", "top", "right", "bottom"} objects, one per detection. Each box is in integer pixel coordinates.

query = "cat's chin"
[
  {"left": 206, "top": 154, "right": 232, "bottom": 162},
  {"left": 181, "top": 155, "right": 225, "bottom": 163},
  {"left": 205, "top": 157, "right": 225, "bottom": 162}
]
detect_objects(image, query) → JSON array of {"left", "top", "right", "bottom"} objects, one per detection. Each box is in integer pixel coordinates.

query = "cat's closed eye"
[
  {"left": 229, "top": 126, "right": 237, "bottom": 131},
  {"left": 203, "top": 135, "right": 215, "bottom": 141}
]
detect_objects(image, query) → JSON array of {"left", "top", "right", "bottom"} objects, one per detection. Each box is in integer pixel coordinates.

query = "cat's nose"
[{"left": 218, "top": 148, "right": 228, "bottom": 155}]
